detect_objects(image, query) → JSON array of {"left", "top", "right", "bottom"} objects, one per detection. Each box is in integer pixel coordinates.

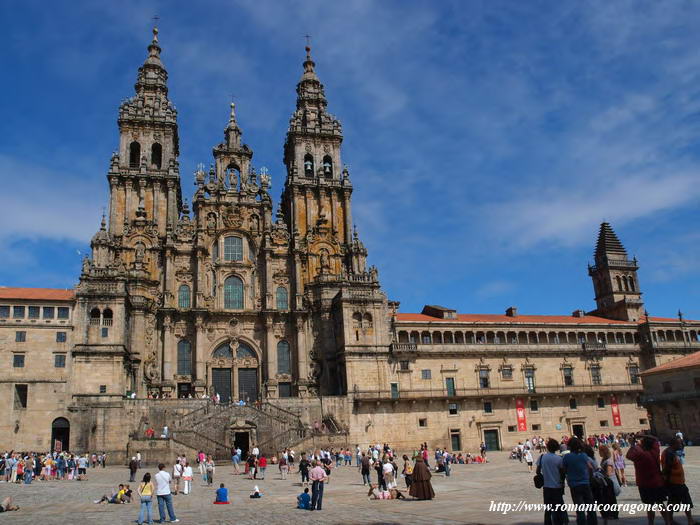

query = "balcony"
[
  {"left": 353, "top": 382, "right": 643, "bottom": 402},
  {"left": 582, "top": 342, "right": 606, "bottom": 353},
  {"left": 390, "top": 343, "right": 417, "bottom": 353}
]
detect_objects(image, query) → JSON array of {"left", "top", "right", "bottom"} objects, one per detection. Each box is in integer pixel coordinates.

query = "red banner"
[
  {"left": 516, "top": 398, "right": 527, "bottom": 431},
  {"left": 611, "top": 395, "right": 622, "bottom": 426}
]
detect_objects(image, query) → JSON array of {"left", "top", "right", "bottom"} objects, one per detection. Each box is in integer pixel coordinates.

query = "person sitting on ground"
[
  {"left": 367, "top": 483, "right": 407, "bottom": 500},
  {"left": 0, "top": 496, "right": 20, "bottom": 512},
  {"left": 249, "top": 485, "right": 263, "bottom": 498},
  {"left": 297, "top": 487, "right": 311, "bottom": 509},
  {"left": 214, "top": 483, "right": 230, "bottom": 504},
  {"left": 95, "top": 484, "right": 126, "bottom": 504},
  {"left": 122, "top": 484, "right": 133, "bottom": 503}
]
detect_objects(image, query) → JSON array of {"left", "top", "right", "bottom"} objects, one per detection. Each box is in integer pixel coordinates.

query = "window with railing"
[
  {"left": 501, "top": 367, "right": 513, "bottom": 380},
  {"left": 524, "top": 368, "right": 536, "bottom": 393},
  {"left": 446, "top": 377, "right": 456, "bottom": 396},
  {"left": 590, "top": 365, "right": 602, "bottom": 385},
  {"left": 629, "top": 365, "right": 639, "bottom": 384},
  {"left": 563, "top": 366, "right": 574, "bottom": 386}
]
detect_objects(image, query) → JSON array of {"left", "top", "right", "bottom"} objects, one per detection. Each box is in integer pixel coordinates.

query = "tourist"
[
  {"left": 297, "top": 487, "right": 311, "bottom": 509},
  {"left": 232, "top": 447, "right": 240, "bottom": 474},
  {"left": 197, "top": 450, "right": 206, "bottom": 482},
  {"left": 409, "top": 457, "right": 434, "bottom": 500},
  {"left": 279, "top": 453, "right": 288, "bottom": 480},
  {"left": 563, "top": 437, "right": 597, "bottom": 525},
  {"left": 136, "top": 451, "right": 142, "bottom": 469},
  {"left": 611, "top": 443, "right": 627, "bottom": 486},
  {"left": 662, "top": 437, "right": 695, "bottom": 525},
  {"left": 154, "top": 463, "right": 178, "bottom": 523},
  {"left": 537, "top": 438, "right": 567, "bottom": 525},
  {"left": 129, "top": 456, "right": 138, "bottom": 483},
  {"left": 524, "top": 447, "right": 534, "bottom": 472},
  {"left": 77, "top": 454, "right": 88, "bottom": 480},
  {"left": 214, "top": 483, "right": 230, "bottom": 504},
  {"left": 402, "top": 454, "right": 413, "bottom": 489},
  {"left": 251, "top": 443, "right": 260, "bottom": 458},
  {"left": 247, "top": 454, "right": 257, "bottom": 480},
  {"left": 137, "top": 473, "right": 155, "bottom": 525},
  {"left": 205, "top": 455, "right": 215, "bottom": 486},
  {"left": 299, "top": 453, "right": 311, "bottom": 487},
  {"left": 95, "top": 484, "right": 127, "bottom": 504},
  {"left": 250, "top": 485, "right": 263, "bottom": 498},
  {"left": 309, "top": 460, "right": 328, "bottom": 510},
  {"left": 0, "top": 496, "right": 20, "bottom": 512},
  {"left": 172, "top": 458, "right": 183, "bottom": 494},
  {"left": 597, "top": 445, "right": 620, "bottom": 524},
  {"left": 382, "top": 457, "right": 395, "bottom": 489},
  {"left": 626, "top": 433, "right": 670, "bottom": 525},
  {"left": 182, "top": 462, "right": 193, "bottom": 495},
  {"left": 258, "top": 454, "right": 267, "bottom": 479},
  {"left": 359, "top": 452, "right": 371, "bottom": 485}
]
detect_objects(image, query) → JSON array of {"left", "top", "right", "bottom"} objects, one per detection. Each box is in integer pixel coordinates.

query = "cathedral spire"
[{"left": 134, "top": 26, "right": 169, "bottom": 96}]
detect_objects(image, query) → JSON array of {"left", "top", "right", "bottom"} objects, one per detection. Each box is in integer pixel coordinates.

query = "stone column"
[
  {"left": 295, "top": 314, "right": 308, "bottom": 397},
  {"left": 125, "top": 179, "right": 134, "bottom": 226},
  {"left": 162, "top": 314, "right": 174, "bottom": 384},
  {"left": 194, "top": 314, "right": 206, "bottom": 395},
  {"left": 343, "top": 189, "right": 353, "bottom": 244},
  {"left": 131, "top": 309, "right": 146, "bottom": 396},
  {"left": 166, "top": 179, "right": 176, "bottom": 228},
  {"left": 265, "top": 316, "right": 277, "bottom": 398}
]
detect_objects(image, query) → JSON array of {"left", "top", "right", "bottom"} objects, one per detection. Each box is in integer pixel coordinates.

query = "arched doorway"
[{"left": 51, "top": 417, "right": 70, "bottom": 452}]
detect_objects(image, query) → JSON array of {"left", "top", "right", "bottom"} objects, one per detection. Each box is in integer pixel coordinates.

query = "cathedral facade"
[{"left": 1, "top": 29, "right": 698, "bottom": 457}]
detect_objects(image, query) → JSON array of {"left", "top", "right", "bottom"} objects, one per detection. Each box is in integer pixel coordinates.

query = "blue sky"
[{"left": 1, "top": 0, "right": 699, "bottom": 318}]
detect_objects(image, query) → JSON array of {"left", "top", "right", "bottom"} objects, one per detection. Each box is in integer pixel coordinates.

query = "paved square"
[{"left": 0, "top": 448, "right": 697, "bottom": 524}]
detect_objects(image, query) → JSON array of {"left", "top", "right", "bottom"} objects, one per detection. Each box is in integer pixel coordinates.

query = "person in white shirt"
[
  {"left": 252, "top": 445, "right": 260, "bottom": 458},
  {"left": 154, "top": 463, "right": 178, "bottom": 522},
  {"left": 182, "top": 462, "right": 193, "bottom": 495},
  {"left": 524, "top": 448, "right": 534, "bottom": 472},
  {"left": 136, "top": 451, "right": 141, "bottom": 469},
  {"left": 382, "top": 458, "right": 395, "bottom": 489},
  {"left": 173, "top": 459, "right": 183, "bottom": 495}
]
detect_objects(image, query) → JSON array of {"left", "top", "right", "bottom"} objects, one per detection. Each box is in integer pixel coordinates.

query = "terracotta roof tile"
[
  {"left": 0, "top": 287, "right": 75, "bottom": 301},
  {"left": 395, "top": 313, "right": 634, "bottom": 325},
  {"left": 640, "top": 351, "right": 700, "bottom": 376}
]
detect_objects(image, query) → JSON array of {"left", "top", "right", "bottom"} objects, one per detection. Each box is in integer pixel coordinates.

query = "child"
[
  {"left": 214, "top": 483, "right": 229, "bottom": 504},
  {"left": 249, "top": 485, "right": 263, "bottom": 498},
  {"left": 297, "top": 487, "right": 310, "bottom": 509}
]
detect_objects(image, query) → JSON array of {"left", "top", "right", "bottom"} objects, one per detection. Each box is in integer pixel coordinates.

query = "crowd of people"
[
  {"left": 0, "top": 450, "right": 113, "bottom": 483},
  {"left": 535, "top": 431, "right": 694, "bottom": 525}
]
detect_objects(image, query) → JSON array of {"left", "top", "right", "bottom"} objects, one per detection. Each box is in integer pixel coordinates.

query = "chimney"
[
  {"left": 572, "top": 310, "right": 586, "bottom": 318},
  {"left": 505, "top": 306, "right": 518, "bottom": 317}
]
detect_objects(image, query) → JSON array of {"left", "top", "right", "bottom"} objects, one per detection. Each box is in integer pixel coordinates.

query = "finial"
[
  {"left": 152, "top": 15, "right": 160, "bottom": 41},
  {"left": 678, "top": 309, "right": 684, "bottom": 321},
  {"left": 229, "top": 101, "right": 236, "bottom": 123},
  {"left": 100, "top": 209, "right": 107, "bottom": 230}
]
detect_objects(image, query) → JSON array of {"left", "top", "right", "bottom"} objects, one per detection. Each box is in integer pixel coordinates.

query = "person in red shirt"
[
  {"left": 626, "top": 433, "right": 671, "bottom": 525},
  {"left": 258, "top": 455, "right": 267, "bottom": 480}
]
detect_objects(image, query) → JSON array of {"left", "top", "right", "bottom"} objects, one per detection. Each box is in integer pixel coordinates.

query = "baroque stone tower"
[{"left": 588, "top": 222, "right": 644, "bottom": 321}]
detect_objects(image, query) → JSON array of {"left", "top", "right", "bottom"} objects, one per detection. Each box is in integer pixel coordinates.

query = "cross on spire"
[{"left": 305, "top": 34, "right": 311, "bottom": 46}]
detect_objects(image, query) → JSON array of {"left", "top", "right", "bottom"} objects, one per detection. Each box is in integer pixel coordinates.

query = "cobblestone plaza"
[{"left": 0, "top": 448, "right": 697, "bottom": 524}]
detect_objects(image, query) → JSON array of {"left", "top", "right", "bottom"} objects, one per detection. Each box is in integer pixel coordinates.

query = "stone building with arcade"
[{"left": 1, "top": 29, "right": 698, "bottom": 459}]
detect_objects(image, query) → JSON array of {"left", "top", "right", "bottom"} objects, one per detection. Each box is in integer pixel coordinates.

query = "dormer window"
[{"left": 304, "top": 154, "right": 314, "bottom": 177}]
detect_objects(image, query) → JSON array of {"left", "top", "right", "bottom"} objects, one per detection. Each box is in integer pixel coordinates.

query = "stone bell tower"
[
  {"left": 280, "top": 45, "right": 355, "bottom": 291},
  {"left": 588, "top": 222, "right": 644, "bottom": 321}
]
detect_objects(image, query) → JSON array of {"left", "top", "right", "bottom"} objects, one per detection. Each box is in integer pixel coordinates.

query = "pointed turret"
[
  {"left": 210, "top": 102, "right": 253, "bottom": 193},
  {"left": 588, "top": 222, "right": 643, "bottom": 321}
]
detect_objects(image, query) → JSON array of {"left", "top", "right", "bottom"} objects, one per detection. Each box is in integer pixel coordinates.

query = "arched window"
[
  {"left": 303, "top": 154, "right": 314, "bottom": 177},
  {"left": 277, "top": 341, "right": 291, "bottom": 374},
  {"left": 213, "top": 343, "right": 233, "bottom": 359},
  {"left": 151, "top": 143, "right": 162, "bottom": 169},
  {"left": 129, "top": 141, "right": 141, "bottom": 168},
  {"left": 102, "top": 308, "right": 113, "bottom": 326},
  {"left": 224, "top": 276, "right": 243, "bottom": 309},
  {"left": 178, "top": 285, "right": 191, "bottom": 309},
  {"left": 236, "top": 342, "right": 255, "bottom": 359},
  {"left": 177, "top": 340, "right": 192, "bottom": 375},
  {"left": 276, "top": 287, "right": 289, "bottom": 310},
  {"left": 89, "top": 307, "right": 100, "bottom": 325},
  {"left": 628, "top": 276, "right": 635, "bottom": 292},
  {"left": 623, "top": 276, "right": 630, "bottom": 291},
  {"left": 615, "top": 276, "right": 622, "bottom": 291},
  {"left": 322, "top": 155, "right": 333, "bottom": 177},
  {"left": 223, "top": 236, "right": 243, "bottom": 261}
]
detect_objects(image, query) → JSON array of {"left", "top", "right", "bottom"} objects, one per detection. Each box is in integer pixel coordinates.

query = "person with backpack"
[
  {"left": 536, "top": 438, "right": 567, "bottom": 525},
  {"left": 597, "top": 445, "right": 620, "bottom": 524},
  {"left": 562, "top": 437, "right": 597, "bottom": 525}
]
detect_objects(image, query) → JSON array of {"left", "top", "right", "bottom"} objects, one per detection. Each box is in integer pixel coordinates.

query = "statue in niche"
[
  {"left": 207, "top": 213, "right": 216, "bottom": 230},
  {"left": 319, "top": 248, "right": 331, "bottom": 273},
  {"left": 135, "top": 242, "right": 146, "bottom": 261}
]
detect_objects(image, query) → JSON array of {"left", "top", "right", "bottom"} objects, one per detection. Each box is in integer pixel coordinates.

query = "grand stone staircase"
[{"left": 169, "top": 402, "right": 309, "bottom": 459}]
